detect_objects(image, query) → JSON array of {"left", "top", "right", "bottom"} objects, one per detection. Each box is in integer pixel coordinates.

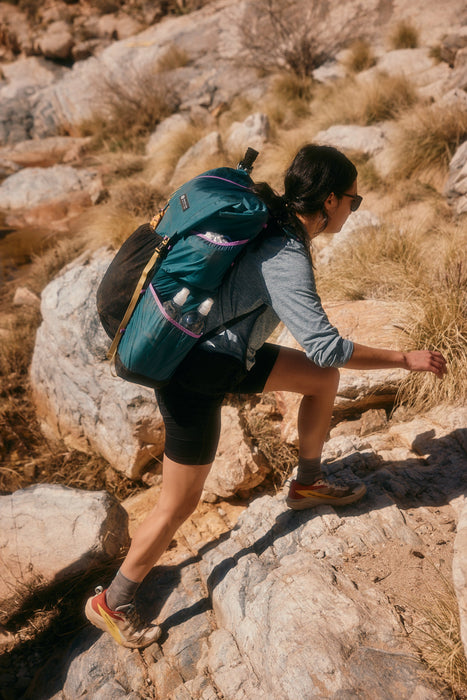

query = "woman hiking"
[{"left": 85, "top": 144, "right": 447, "bottom": 648}]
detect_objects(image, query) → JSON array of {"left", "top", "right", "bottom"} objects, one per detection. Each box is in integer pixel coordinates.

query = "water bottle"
[
  {"left": 162, "top": 287, "right": 189, "bottom": 322},
  {"left": 180, "top": 298, "right": 213, "bottom": 334},
  {"left": 202, "top": 231, "right": 231, "bottom": 244}
]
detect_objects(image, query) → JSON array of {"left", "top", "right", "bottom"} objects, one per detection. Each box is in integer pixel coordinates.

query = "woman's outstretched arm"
[{"left": 345, "top": 342, "right": 447, "bottom": 378}]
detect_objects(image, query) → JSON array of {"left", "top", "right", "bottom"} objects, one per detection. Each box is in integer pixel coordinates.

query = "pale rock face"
[
  {"left": 225, "top": 113, "right": 270, "bottom": 154},
  {"left": 0, "top": 165, "right": 100, "bottom": 210},
  {"left": 315, "top": 209, "right": 381, "bottom": 267},
  {"left": 12, "top": 286, "right": 40, "bottom": 308},
  {"left": 146, "top": 113, "right": 191, "bottom": 156},
  {"left": 201, "top": 493, "right": 435, "bottom": 698},
  {"left": 170, "top": 131, "right": 222, "bottom": 186},
  {"left": 445, "top": 140, "right": 467, "bottom": 215},
  {"left": 0, "top": 136, "right": 92, "bottom": 170},
  {"left": 448, "top": 47, "right": 467, "bottom": 91},
  {"left": 44, "top": 405, "right": 465, "bottom": 698},
  {"left": 314, "top": 124, "right": 388, "bottom": 156},
  {"left": 0, "top": 56, "right": 68, "bottom": 101},
  {"left": 0, "top": 484, "right": 129, "bottom": 600},
  {"left": 36, "top": 20, "right": 74, "bottom": 61},
  {"left": 30, "top": 250, "right": 166, "bottom": 479},
  {"left": 203, "top": 405, "right": 270, "bottom": 500}
]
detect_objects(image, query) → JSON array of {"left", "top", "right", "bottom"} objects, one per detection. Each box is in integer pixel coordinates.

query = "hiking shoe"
[
  {"left": 85, "top": 586, "right": 161, "bottom": 649},
  {"left": 286, "top": 477, "right": 366, "bottom": 510}
]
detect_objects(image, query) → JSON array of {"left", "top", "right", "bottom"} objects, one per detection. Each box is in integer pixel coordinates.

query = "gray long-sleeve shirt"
[{"left": 201, "top": 228, "right": 354, "bottom": 370}]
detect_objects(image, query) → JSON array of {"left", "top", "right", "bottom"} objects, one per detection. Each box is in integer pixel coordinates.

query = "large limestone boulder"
[
  {"left": 314, "top": 124, "right": 388, "bottom": 156},
  {"left": 30, "top": 249, "right": 165, "bottom": 479},
  {"left": 0, "top": 164, "right": 103, "bottom": 228},
  {"left": 358, "top": 48, "right": 451, "bottom": 95},
  {"left": 202, "top": 494, "right": 439, "bottom": 698},
  {"left": 36, "top": 20, "right": 74, "bottom": 61},
  {"left": 0, "top": 484, "right": 129, "bottom": 601},
  {"left": 274, "top": 300, "right": 406, "bottom": 444},
  {"left": 203, "top": 405, "right": 270, "bottom": 500},
  {"left": 445, "top": 140, "right": 467, "bottom": 215},
  {"left": 0, "top": 56, "right": 68, "bottom": 101},
  {"left": 225, "top": 113, "right": 270, "bottom": 154},
  {"left": 0, "top": 136, "right": 91, "bottom": 171}
]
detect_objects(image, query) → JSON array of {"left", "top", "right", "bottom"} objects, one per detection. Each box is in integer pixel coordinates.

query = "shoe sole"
[
  {"left": 286, "top": 483, "right": 366, "bottom": 510},
  {"left": 84, "top": 598, "right": 161, "bottom": 649}
]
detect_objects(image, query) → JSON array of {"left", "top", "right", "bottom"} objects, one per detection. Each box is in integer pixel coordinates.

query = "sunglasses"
[{"left": 342, "top": 193, "right": 363, "bottom": 212}]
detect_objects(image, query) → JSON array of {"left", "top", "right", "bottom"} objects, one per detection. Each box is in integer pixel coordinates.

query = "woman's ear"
[{"left": 323, "top": 192, "right": 337, "bottom": 214}]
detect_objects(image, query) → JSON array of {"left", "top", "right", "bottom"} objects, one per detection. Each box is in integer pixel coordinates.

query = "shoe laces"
[{"left": 120, "top": 603, "right": 147, "bottom": 631}]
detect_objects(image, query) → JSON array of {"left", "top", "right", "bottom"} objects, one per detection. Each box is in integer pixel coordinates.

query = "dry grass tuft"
[
  {"left": 312, "top": 72, "right": 418, "bottom": 129},
  {"left": 344, "top": 39, "right": 376, "bottom": 73},
  {"left": 262, "top": 72, "right": 313, "bottom": 128},
  {"left": 26, "top": 236, "right": 90, "bottom": 295},
  {"left": 77, "top": 203, "right": 144, "bottom": 250},
  {"left": 144, "top": 121, "right": 207, "bottom": 186},
  {"left": 410, "top": 577, "right": 467, "bottom": 698},
  {"left": 156, "top": 43, "right": 190, "bottom": 72},
  {"left": 238, "top": 395, "right": 298, "bottom": 488},
  {"left": 110, "top": 180, "right": 166, "bottom": 220},
  {"left": 388, "top": 20, "right": 419, "bottom": 50},
  {"left": 316, "top": 222, "right": 427, "bottom": 302},
  {"left": 391, "top": 104, "right": 467, "bottom": 183},
  {"left": 397, "top": 228, "right": 467, "bottom": 411}
]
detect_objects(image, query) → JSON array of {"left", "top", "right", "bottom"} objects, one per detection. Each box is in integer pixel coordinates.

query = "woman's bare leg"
[
  {"left": 263, "top": 346, "right": 339, "bottom": 460},
  {"left": 119, "top": 456, "right": 212, "bottom": 583}
]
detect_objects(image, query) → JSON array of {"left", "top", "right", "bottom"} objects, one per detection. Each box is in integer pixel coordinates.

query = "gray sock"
[
  {"left": 106, "top": 569, "right": 140, "bottom": 610},
  {"left": 296, "top": 457, "right": 323, "bottom": 485}
]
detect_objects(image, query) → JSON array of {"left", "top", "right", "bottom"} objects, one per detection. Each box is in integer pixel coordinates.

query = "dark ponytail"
[{"left": 251, "top": 181, "right": 309, "bottom": 247}]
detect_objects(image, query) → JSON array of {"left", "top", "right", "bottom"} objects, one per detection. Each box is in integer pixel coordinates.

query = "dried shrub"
[
  {"left": 312, "top": 72, "right": 417, "bottom": 128},
  {"left": 156, "top": 43, "right": 190, "bottom": 71},
  {"left": 391, "top": 104, "right": 467, "bottom": 181},
  {"left": 316, "top": 222, "right": 426, "bottom": 302},
  {"left": 110, "top": 180, "right": 165, "bottom": 219},
  {"left": 237, "top": 0, "right": 330, "bottom": 77},
  {"left": 397, "top": 229, "right": 467, "bottom": 411},
  {"left": 388, "top": 20, "right": 419, "bottom": 50},
  {"left": 410, "top": 576, "right": 467, "bottom": 697},
  {"left": 78, "top": 66, "right": 179, "bottom": 152},
  {"left": 344, "top": 39, "right": 376, "bottom": 73}
]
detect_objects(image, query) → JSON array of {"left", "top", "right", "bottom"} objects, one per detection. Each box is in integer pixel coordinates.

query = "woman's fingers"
[{"left": 405, "top": 350, "right": 447, "bottom": 376}]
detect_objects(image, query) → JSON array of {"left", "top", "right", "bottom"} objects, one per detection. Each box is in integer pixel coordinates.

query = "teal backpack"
[{"left": 96, "top": 148, "right": 269, "bottom": 388}]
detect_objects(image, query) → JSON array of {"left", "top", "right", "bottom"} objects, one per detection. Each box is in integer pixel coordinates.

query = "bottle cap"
[
  {"left": 198, "top": 298, "right": 214, "bottom": 316},
  {"left": 173, "top": 287, "right": 190, "bottom": 305}
]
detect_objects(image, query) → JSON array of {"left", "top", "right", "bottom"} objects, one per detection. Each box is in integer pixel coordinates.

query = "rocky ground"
[{"left": 0, "top": 0, "right": 466, "bottom": 697}]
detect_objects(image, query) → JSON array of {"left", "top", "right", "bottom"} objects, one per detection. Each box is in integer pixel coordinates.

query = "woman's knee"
[
  {"left": 302, "top": 364, "right": 340, "bottom": 396},
  {"left": 157, "top": 493, "right": 201, "bottom": 525}
]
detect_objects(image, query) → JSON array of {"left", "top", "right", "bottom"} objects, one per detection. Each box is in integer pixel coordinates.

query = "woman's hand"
[{"left": 402, "top": 350, "right": 447, "bottom": 378}]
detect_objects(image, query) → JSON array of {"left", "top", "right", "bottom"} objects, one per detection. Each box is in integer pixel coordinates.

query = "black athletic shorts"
[{"left": 155, "top": 343, "right": 280, "bottom": 465}]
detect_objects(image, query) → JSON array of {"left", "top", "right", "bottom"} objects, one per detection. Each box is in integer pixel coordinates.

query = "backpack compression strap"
[{"left": 106, "top": 207, "right": 170, "bottom": 363}]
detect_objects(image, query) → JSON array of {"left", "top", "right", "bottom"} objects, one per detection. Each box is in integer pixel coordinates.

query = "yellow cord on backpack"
[{"left": 107, "top": 204, "right": 170, "bottom": 365}]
